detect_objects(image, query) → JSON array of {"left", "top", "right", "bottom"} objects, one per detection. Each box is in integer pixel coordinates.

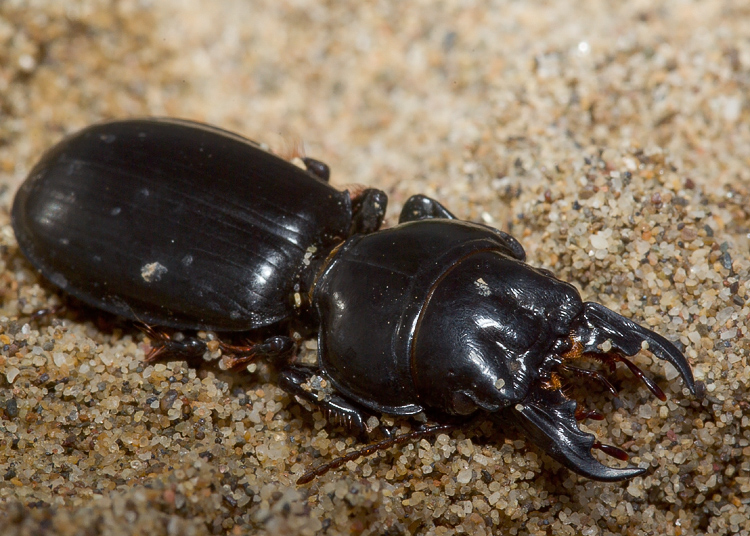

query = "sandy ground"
[{"left": 1, "top": 1, "right": 749, "bottom": 534}]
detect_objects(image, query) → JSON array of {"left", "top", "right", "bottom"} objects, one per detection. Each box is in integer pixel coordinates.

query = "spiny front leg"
[{"left": 277, "top": 364, "right": 370, "bottom": 437}]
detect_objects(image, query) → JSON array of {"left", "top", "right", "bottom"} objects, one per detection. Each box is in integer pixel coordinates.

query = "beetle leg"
[
  {"left": 398, "top": 194, "right": 458, "bottom": 222},
  {"left": 397, "top": 194, "right": 527, "bottom": 260},
  {"left": 276, "top": 135, "right": 330, "bottom": 182},
  {"left": 220, "top": 335, "right": 294, "bottom": 369},
  {"left": 350, "top": 188, "right": 388, "bottom": 235},
  {"left": 147, "top": 338, "right": 206, "bottom": 362},
  {"left": 503, "top": 386, "right": 646, "bottom": 481},
  {"left": 301, "top": 157, "right": 330, "bottom": 182},
  {"left": 297, "top": 423, "right": 457, "bottom": 484},
  {"left": 278, "top": 365, "right": 369, "bottom": 437},
  {"left": 572, "top": 302, "right": 697, "bottom": 396},
  {"left": 140, "top": 325, "right": 208, "bottom": 364}
]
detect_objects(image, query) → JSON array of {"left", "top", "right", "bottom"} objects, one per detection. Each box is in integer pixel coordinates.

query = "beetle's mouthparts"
[
  {"left": 572, "top": 302, "right": 696, "bottom": 395},
  {"left": 506, "top": 387, "right": 646, "bottom": 481},
  {"left": 507, "top": 302, "right": 697, "bottom": 481},
  {"left": 553, "top": 334, "right": 667, "bottom": 403}
]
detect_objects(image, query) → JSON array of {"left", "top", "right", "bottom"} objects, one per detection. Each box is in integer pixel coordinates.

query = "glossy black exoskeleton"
[{"left": 12, "top": 119, "right": 697, "bottom": 482}]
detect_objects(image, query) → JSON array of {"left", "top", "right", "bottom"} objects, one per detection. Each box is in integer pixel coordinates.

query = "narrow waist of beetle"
[{"left": 306, "top": 238, "right": 349, "bottom": 307}]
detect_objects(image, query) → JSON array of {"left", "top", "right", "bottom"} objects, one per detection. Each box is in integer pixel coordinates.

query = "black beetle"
[{"left": 12, "top": 118, "right": 697, "bottom": 482}]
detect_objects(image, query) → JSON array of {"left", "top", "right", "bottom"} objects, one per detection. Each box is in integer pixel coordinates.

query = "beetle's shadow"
[
  {"left": 22, "top": 291, "right": 274, "bottom": 388},
  {"left": 18, "top": 285, "right": 701, "bottom": 493}
]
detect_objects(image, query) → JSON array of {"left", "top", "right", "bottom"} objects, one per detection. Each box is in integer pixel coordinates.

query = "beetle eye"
[
  {"left": 534, "top": 267, "right": 555, "bottom": 278},
  {"left": 551, "top": 336, "right": 573, "bottom": 356},
  {"left": 451, "top": 391, "right": 478, "bottom": 415}
]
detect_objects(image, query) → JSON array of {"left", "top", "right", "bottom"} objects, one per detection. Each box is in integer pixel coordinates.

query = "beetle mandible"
[{"left": 11, "top": 118, "right": 697, "bottom": 482}]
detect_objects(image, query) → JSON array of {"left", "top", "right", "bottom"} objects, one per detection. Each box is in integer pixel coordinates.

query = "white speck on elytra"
[{"left": 141, "top": 262, "right": 167, "bottom": 283}]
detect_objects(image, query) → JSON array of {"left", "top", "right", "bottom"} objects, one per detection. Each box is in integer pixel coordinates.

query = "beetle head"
[
  {"left": 413, "top": 251, "right": 697, "bottom": 481},
  {"left": 413, "top": 251, "right": 585, "bottom": 414}
]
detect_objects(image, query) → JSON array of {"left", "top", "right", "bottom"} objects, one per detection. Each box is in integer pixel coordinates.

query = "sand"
[{"left": 1, "top": 1, "right": 749, "bottom": 534}]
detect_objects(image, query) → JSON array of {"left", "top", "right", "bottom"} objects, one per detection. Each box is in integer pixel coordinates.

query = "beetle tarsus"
[
  {"left": 29, "top": 304, "right": 66, "bottom": 322},
  {"left": 301, "top": 157, "right": 330, "bottom": 182},
  {"left": 399, "top": 194, "right": 457, "bottom": 222},
  {"left": 350, "top": 188, "right": 388, "bottom": 235}
]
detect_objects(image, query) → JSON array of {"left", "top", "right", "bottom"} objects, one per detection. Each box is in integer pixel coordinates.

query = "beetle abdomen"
[{"left": 12, "top": 119, "right": 353, "bottom": 330}]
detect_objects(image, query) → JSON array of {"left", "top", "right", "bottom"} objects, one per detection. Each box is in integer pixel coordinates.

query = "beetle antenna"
[
  {"left": 560, "top": 333, "right": 667, "bottom": 402},
  {"left": 297, "top": 423, "right": 457, "bottom": 485},
  {"left": 588, "top": 353, "right": 667, "bottom": 401}
]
